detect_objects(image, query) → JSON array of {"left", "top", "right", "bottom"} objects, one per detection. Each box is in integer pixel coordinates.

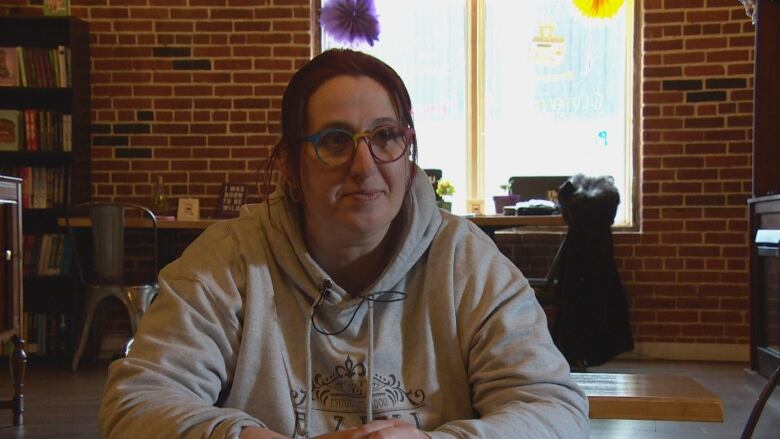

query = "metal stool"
[{"left": 67, "top": 202, "right": 159, "bottom": 371}]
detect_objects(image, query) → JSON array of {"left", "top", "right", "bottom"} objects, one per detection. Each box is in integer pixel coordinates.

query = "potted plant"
[
  {"left": 493, "top": 181, "right": 521, "bottom": 215},
  {"left": 435, "top": 179, "right": 455, "bottom": 212}
]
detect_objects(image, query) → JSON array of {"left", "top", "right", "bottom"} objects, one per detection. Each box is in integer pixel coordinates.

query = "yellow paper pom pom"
[{"left": 572, "top": 0, "right": 625, "bottom": 18}]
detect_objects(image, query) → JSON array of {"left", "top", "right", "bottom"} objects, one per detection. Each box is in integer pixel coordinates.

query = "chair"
[
  {"left": 741, "top": 364, "right": 780, "bottom": 439},
  {"left": 527, "top": 234, "right": 566, "bottom": 307},
  {"left": 509, "top": 175, "right": 570, "bottom": 202},
  {"left": 67, "top": 202, "right": 159, "bottom": 371}
]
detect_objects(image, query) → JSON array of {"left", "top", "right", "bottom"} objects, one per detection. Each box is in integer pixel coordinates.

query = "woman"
[{"left": 99, "top": 49, "right": 589, "bottom": 438}]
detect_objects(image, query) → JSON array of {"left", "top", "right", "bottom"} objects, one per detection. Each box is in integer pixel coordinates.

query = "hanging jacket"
[
  {"left": 553, "top": 174, "right": 634, "bottom": 367},
  {"left": 99, "top": 166, "right": 589, "bottom": 438}
]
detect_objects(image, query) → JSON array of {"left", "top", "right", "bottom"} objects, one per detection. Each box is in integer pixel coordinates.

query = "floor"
[{"left": 0, "top": 359, "right": 777, "bottom": 438}]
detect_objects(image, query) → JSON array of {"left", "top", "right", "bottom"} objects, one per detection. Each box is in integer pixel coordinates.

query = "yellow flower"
[
  {"left": 436, "top": 179, "right": 455, "bottom": 198},
  {"left": 572, "top": 0, "right": 625, "bottom": 18}
]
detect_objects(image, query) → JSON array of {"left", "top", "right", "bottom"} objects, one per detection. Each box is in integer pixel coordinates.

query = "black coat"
[{"left": 551, "top": 175, "right": 634, "bottom": 367}]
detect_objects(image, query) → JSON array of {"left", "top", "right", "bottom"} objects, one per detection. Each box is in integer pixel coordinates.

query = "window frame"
[{"left": 311, "top": 0, "right": 641, "bottom": 228}]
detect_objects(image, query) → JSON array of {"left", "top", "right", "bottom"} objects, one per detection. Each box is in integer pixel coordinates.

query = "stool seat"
[
  {"left": 71, "top": 284, "right": 158, "bottom": 371},
  {"left": 67, "top": 202, "right": 159, "bottom": 371}
]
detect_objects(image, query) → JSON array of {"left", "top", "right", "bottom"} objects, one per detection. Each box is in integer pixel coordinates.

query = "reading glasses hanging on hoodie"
[{"left": 310, "top": 279, "right": 407, "bottom": 336}]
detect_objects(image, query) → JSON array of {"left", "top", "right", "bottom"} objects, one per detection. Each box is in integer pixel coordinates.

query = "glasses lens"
[
  {"left": 317, "top": 131, "right": 355, "bottom": 165},
  {"left": 369, "top": 126, "right": 407, "bottom": 162}
]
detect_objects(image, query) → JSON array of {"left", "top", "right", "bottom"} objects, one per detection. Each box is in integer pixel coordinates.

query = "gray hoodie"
[{"left": 99, "top": 168, "right": 589, "bottom": 438}]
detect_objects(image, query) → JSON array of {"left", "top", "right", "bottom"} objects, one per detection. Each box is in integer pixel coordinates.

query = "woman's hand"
[
  {"left": 240, "top": 420, "right": 429, "bottom": 439},
  {"left": 313, "top": 419, "right": 430, "bottom": 439}
]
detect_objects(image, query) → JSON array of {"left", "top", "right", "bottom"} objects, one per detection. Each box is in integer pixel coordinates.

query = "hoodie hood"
[{"left": 258, "top": 164, "right": 442, "bottom": 304}]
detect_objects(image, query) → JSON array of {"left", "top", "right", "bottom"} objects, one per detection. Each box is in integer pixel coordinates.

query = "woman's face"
[{"left": 297, "top": 75, "right": 410, "bottom": 244}]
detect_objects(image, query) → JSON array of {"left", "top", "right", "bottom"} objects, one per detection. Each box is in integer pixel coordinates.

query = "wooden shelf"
[
  {"left": 0, "top": 88, "right": 73, "bottom": 112},
  {"left": 0, "top": 151, "right": 73, "bottom": 168}
]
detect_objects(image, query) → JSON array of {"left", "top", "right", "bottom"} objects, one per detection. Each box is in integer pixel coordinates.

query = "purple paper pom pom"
[{"left": 320, "top": 0, "right": 380, "bottom": 47}]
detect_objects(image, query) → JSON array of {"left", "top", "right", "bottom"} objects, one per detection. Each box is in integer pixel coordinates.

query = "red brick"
[
  {"left": 681, "top": 325, "right": 723, "bottom": 337},
  {"left": 155, "top": 21, "right": 194, "bottom": 32},
  {"left": 684, "top": 65, "right": 726, "bottom": 76},
  {"left": 657, "top": 310, "right": 699, "bottom": 323},
  {"left": 209, "top": 160, "right": 247, "bottom": 171},
  {"left": 685, "top": 37, "right": 728, "bottom": 49},
  {"left": 678, "top": 246, "right": 721, "bottom": 257},
  {"left": 171, "top": 160, "right": 208, "bottom": 171},
  {"left": 661, "top": 233, "right": 703, "bottom": 244},
  {"left": 664, "top": 0, "right": 705, "bottom": 8}
]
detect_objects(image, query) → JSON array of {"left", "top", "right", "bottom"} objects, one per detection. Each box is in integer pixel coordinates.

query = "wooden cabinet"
[
  {"left": 749, "top": 1, "right": 780, "bottom": 378},
  {"left": 749, "top": 196, "right": 780, "bottom": 378},
  {"left": 0, "top": 175, "right": 27, "bottom": 426},
  {"left": 0, "top": 16, "right": 91, "bottom": 360}
]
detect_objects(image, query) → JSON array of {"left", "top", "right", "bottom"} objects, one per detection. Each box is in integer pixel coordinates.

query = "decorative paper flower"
[
  {"left": 436, "top": 179, "right": 455, "bottom": 199},
  {"left": 739, "top": 0, "right": 756, "bottom": 24},
  {"left": 572, "top": 0, "right": 625, "bottom": 19},
  {"left": 320, "top": 0, "right": 380, "bottom": 46}
]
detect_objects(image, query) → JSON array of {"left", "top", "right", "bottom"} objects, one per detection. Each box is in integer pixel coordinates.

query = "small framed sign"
[
  {"left": 177, "top": 198, "right": 200, "bottom": 221},
  {"left": 217, "top": 183, "right": 249, "bottom": 218}
]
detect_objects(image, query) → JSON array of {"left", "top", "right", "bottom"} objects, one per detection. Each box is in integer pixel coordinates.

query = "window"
[{"left": 320, "top": 0, "right": 635, "bottom": 225}]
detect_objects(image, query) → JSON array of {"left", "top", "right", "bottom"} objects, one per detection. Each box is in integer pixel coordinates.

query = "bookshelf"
[{"left": 0, "top": 16, "right": 91, "bottom": 361}]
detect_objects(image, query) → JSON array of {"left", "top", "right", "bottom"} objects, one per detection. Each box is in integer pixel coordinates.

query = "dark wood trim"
[{"left": 753, "top": 0, "right": 780, "bottom": 197}]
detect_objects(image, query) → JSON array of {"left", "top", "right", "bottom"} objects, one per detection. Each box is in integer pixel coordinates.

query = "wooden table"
[
  {"left": 60, "top": 217, "right": 216, "bottom": 230},
  {"left": 60, "top": 214, "right": 565, "bottom": 234},
  {"left": 467, "top": 214, "right": 565, "bottom": 239},
  {"left": 573, "top": 373, "right": 724, "bottom": 422},
  {"left": 61, "top": 214, "right": 564, "bottom": 229},
  {"left": 59, "top": 214, "right": 565, "bottom": 266}
]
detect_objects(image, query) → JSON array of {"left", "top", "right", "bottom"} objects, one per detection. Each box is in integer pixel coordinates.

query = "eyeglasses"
[{"left": 303, "top": 125, "right": 414, "bottom": 166}]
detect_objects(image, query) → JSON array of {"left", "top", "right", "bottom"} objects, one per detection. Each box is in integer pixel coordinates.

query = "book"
[
  {"left": 16, "top": 47, "right": 26, "bottom": 87},
  {"left": 0, "top": 47, "right": 19, "bottom": 87},
  {"left": 43, "top": 0, "right": 69, "bottom": 16},
  {"left": 37, "top": 234, "right": 53, "bottom": 275},
  {"left": 57, "top": 46, "right": 68, "bottom": 87},
  {"left": 58, "top": 234, "right": 73, "bottom": 275},
  {"left": 0, "top": 110, "right": 23, "bottom": 151},
  {"left": 19, "top": 167, "right": 32, "bottom": 208},
  {"left": 216, "top": 183, "right": 249, "bottom": 218},
  {"left": 63, "top": 114, "right": 71, "bottom": 151},
  {"left": 25, "top": 109, "right": 38, "bottom": 151},
  {"left": 47, "top": 234, "right": 64, "bottom": 275}
]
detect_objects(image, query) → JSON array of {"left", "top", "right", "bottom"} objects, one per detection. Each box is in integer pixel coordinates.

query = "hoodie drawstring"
[
  {"left": 304, "top": 280, "right": 406, "bottom": 435},
  {"left": 304, "top": 312, "right": 313, "bottom": 438},
  {"left": 303, "top": 279, "right": 331, "bottom": 438},
  {"left": 366, "top": 299, "right": 374, "bottom": 423}
]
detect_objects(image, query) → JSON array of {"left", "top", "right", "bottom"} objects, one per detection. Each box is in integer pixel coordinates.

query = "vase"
[{"left": 436, "top": 200, "right": 452, "bottom": 212}]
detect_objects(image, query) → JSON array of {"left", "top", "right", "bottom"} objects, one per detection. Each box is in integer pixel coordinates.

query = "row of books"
[
  {"left": 0, "top": 46, "right": 71, "bottom": 88},
  {"left": 23, "top": 233, "right": 74, "bottom": 276},
  {"left": 23, "top": 233, "right": 73, "bottom": 276},
  {"left": 0, "top": 167, "right": 68, "bottom": 209},
  {"left": 23, "top": 312, "right": 71, "bottom": 356},
  {"left": 0, "top": 109, "right": 72, "bottom": 152}
]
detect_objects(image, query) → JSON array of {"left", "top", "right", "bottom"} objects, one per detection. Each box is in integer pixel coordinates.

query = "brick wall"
[
  {"left": 1, "top": 0, "right": 312, "bottom": 215},
  {"left": 0, "top": 0, "right": 756, "bottom": 351},
  {"left": 624, "top": 0, "right": 753, "bottom": 346}
]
